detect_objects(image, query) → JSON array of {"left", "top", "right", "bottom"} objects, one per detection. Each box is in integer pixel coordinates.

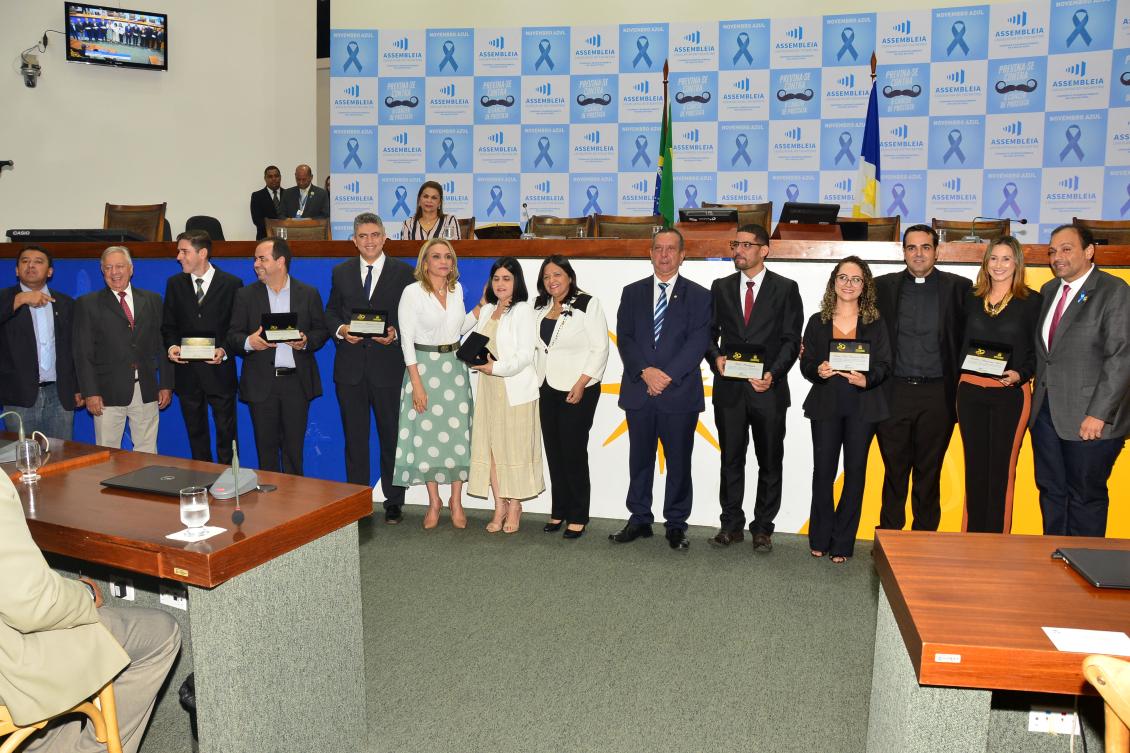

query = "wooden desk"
[
  {"left": 866, "top": 531, "right": 1130, "bottom": 753},
  {"left": 13, "top": 439, "right": 372, "bottom": 753}
]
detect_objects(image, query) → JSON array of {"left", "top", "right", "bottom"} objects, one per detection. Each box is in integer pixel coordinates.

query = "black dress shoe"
[
  {"left": 609, "top": 524, "right": 653, "bottom": 543},
  {"left": 666, "top": 529, "right": 689, "bottom": 550},
  {"left": 752, "top": 531, "right": 773, "bottom": 553},
  {"left": 709, "top": 530, "right": 745, "bottom": 547},
  {"left": 562, "top": 525, "right": 586, "bottom": 540},
  {"left": 543, "top": 520, "right": 564, "bottom": 533},
  {"left": 384, "top": 505, "right": 403, "bottom": 525}
]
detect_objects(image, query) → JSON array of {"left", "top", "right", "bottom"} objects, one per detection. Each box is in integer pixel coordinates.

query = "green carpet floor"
[{"left": 359, "top": 509, "right": 881, "bottom": 753}]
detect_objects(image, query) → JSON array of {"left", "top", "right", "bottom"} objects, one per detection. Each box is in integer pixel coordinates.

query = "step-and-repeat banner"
[{"left": 329, "top": 0, "right": 1130, "bottom": 244}]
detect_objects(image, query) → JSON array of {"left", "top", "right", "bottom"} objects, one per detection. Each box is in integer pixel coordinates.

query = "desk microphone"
[
  {"left": 962, "top": 216, "right": 1027, "bottom": 243},
  {"left": 209, "top": 440, "right": 258, "bottom": 524}
]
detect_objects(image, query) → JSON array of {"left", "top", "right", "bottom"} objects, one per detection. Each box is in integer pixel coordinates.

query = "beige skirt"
[{"left": 467, "top": 370, "right": 544, "bottom": 501}]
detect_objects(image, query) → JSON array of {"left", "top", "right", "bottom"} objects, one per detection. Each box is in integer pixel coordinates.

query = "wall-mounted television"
[{"left": 65, "top": 3, "right": 167, "bottom": 71}]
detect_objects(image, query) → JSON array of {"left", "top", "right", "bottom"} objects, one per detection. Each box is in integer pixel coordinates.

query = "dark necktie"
[
  {"left": 271, "top": 190, "right": 282, "bottom": 215},
  {"left": 118, "top": 291, "right": 134, "bottom": 329},
  {"left": 363, "top": 264, "right": 374, "bottom": 300},
  {"left": 195, "top": 277, "right": 205, "bottom": 305},
  {"left": 1048, "top": 284, "right": 1071, "bottom": 347},
  {"left": 743, "top": 280, "right": 755, "bottom": 325}
]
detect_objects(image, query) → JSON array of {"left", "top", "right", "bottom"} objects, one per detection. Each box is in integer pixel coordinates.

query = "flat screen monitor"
[
  {"left": 679, "top": 208, "right": 739, "bottom": 223},
  {"left": 65, "top": 3, "right": 167, "bottom": 71},
  {"left": 778, "top": 202, "right": 840, "bottom": 225}
]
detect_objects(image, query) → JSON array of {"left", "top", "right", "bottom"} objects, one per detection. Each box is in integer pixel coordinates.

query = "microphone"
[{"left": 962, "top": 216, "right": 1027, "bottom": 243}]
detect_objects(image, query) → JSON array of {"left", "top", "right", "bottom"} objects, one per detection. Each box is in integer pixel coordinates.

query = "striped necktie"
[
  {"left": 653, "top": 282, "right": 669, "bottom": 344},
  {"left": 195, "top": 277, "right": 205, "bottom": 305}
]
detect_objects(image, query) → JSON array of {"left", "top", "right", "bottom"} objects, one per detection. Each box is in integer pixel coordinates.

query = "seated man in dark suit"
[
  {"left": 610, "top": 228, "right": 712, "bottom": 551},
  {"left": 281, "top": 164, "right": 330, "bottom": 220},
  {"left": 249, "top": 165, "right": 284, "bottom": 240},
  {"left": 228, "top": 238, "right": 329, "bottom": 475},
  {"left": 162, "top": 230, "right": 243, "bottom": 464},
  {"left": 0, "top": 246, "right": 82, "bottom": 439}
]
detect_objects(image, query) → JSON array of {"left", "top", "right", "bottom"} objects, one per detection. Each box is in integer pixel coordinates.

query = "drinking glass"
[
  {"left": 179, "top": 486, "right": 211, "bottom": 538},
  {"left": 937, "top": 228, "right": 947, "bottom": 244},
  {"left": 15, "top": 439, "right": 42, "bottom": 483},
  {"left": 576, "top": 226, "right": 586, "bottom": 239}
]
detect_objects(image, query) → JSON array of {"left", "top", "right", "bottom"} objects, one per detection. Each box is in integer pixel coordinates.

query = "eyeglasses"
[
  {"left": 729, "top": 241, "right": 763, "bottom": 250},
  {"left": 835, "top": 274, "right": 864, "bottom": 286}
]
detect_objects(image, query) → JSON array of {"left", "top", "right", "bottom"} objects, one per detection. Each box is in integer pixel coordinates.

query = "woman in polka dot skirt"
[{"left": 393, "top": 239, "right": 480, "bottom": 529}]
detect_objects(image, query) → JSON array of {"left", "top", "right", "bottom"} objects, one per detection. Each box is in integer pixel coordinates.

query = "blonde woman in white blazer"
[
  {"left": 467, "top": 257, "right": 544, "bottom": 533},
  {"left": 532, "top": 255, "right": 609, "bottom": 539}
]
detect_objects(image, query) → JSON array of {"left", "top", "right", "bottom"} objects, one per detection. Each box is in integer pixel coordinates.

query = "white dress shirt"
[
  {"left": 653, "top": 273, "right": 679, "bottom": 310},
  {"left": 737, "top": 266, "right": 767, "bottom": 310},
  {"left": 20, "top": 283, "right": 56, "bottom": 382},
  {"left": 397, "top": 282, "right": 477, "bottom": 367}
]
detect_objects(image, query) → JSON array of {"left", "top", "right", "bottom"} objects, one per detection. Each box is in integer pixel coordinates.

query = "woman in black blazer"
[{"left": 800, "top": 256, "right": 892, "bottom": 563}]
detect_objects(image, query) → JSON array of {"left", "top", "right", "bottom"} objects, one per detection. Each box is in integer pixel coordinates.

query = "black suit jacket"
[
  {"left": 226, "top": 277, "right": 329, "bottom": 403},
  {"left": 874, "top": 268, "right": 971, "bottom": 419},
  {"left": 325, "top": 256, "right": 416, "bottom": 388},
  {"left": 0, "top": 286, "right": 79, "bottom": 410},
  {"left": 73, "top": 287, "right": 173, "bottom": 406},
  {"left": 799, "top": 313, "right": 892, "bottom": 423},
  {"left": 706, "top": 270, "right": 804, "bottom": 407},
  {"left": 161, "top": 266, "right": 243, "bottom": 397},
  {"left": 281, "top": 186, "right": 330, "bottom": 220},
  {"left": 250, "top": 187, "right": 284, "bottom": 240}
]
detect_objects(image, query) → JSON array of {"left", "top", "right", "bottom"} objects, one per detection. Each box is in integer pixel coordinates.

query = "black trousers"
[
  {"left": 624, "top": 407, "right": 697, "bottom": 531},
  {"left": 876, "top": 380, "right": 954, "bottom": 531},
  {"left": 714, "top": 389, "right": 787, "bottom": 535},
  {"left": 337, "top": 379, "right": 405, "bottom": 508},
  {"left": 1031, "top": 398, "right": 1124, "bottom": 537},
  {"left": 809, "top": 416, "right": 876, "bottom": 558},
  {"left": 248, "top": 374, "right": 309, "bottom": 475},
  {"left": 539, "top": 382, "right": 600, "bottom": 525},
  {"left": 956, "top": 379, "right": 1029, "bottom": 533},
  {"left": 177, "top": 385, "right": 237, "bottom": 464}
]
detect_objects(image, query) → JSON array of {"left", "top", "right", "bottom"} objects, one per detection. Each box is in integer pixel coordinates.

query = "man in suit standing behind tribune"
[
  {"left": 281, "top": 164, "right": 330, "bottom": 220},
  {"left": 73, "top": 247, "right": 172, "bottom": 453},
  {"left": 163, "top": 230, "right": 243, "bottom": 464},
  {"left": 228, "top": 238, "right": 329, "bottom": 475},
  {"left": 326, "top": 213, "right": 416, "bottom": 522},
  {"left": 0, "top": 246, "right": 83, "bottom": 439},
  {"left": 249, "top": 165, "right": 285, "bottom": 240},
  {"left": 706, "top": 224, "right": 803, "bottom": 553},
  {"left": 1031, "top": 223, "right": 1130, "bottom": 537},
  {"left": 610, "top": 228, "right": 712, "bottom": 551}
]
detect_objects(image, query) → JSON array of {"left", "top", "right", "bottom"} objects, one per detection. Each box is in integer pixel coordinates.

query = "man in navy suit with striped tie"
[{"left": 610, "top": 228, "right": 712, "bottom": 550}]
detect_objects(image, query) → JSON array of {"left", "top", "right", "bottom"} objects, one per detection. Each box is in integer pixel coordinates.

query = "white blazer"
[
  {"left": 473, "top": 300, "right": 539, "bottom": 406},
  {"left": 533, "top": 293, "right": 610, "bottom": 391}
]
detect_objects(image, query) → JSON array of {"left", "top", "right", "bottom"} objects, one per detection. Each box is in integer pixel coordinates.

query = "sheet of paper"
[
  {"left": 1042, "top": 626, "right": 1130, "bottom": 656},
  {"left": 166, "top": 526, "right": 227, "bottom": 542}
]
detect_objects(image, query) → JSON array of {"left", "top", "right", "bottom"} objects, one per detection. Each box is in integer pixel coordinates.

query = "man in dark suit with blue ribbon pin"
[{"left": 610, "top": 228, "right": 712, "bottom": 551}]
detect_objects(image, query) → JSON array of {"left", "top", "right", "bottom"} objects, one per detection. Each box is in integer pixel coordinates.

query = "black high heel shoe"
[
  {"left": 563, "top": 525, "right": 586, "bottom": 540},
  {"left": 543, "top": 520, "right": 564, "bottom": 533}
]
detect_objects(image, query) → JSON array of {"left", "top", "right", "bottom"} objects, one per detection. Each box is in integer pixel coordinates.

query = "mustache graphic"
[
  {"left": 384, "top": 96, "right": 419, "bottom": 108},
  {"left": 882, "top": 85, "right": 922, "bottom": 98},
  {"left": 674, "top": 91, "right": 712, "bottom": 104},
  {"left": 576, "top": 93, "right": 612, "bottom": 106},
  {"left": 480, "top": 95, "right": 516, "bottom": 107},
  {"left": 775, "top": 88, "right": 814, "bottom": 102},
  {"left": 995, "top": 79, "right": 1038, "bottom": 94}
]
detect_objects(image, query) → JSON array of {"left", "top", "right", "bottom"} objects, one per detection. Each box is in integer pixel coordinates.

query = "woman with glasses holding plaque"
[
  {"left": 400, "top": 181, "right": 462, "bottom": 241},
  {"left": 466, "top": 257, "right": 544, "bottom": 534},
  {"left": 956, "top": 236, "right": 1041, "bottom": 533},
  {"left": 532, "top": 256, "right": 609, "bottom": 539},
  {"left": 800, "top": 257, "right": 891, "bottom": 563},
  {"left": 393, "top": 238, "right": 479, "bottom": 529}
]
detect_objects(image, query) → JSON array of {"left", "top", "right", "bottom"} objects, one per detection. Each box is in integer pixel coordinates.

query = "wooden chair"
[
  {"left": 1073, "top": 217, "right": 1130, "bottom": 246},
  {"left": 0, "top": 681, "right": 122, "bottom": 753},
  {"left": 103, "top": 203, "right": 166, "bottom": 242},
  {"left": 590, "top": 214, "right": 662, "bottom": 239},
  {"left": 702, "top": 201, "right": 773, "bottom": 231},
  {"left": 931, "top": 217, "right": 1010, "bottom": 243},
  {"left": 527, "top": 215, "right": 591, "bottom": 238},
  {"left": 264, "top": 218, "right": 329, "bottom": 241},
  {"left": 1083, "top": 655, "right": 1130, "bottom": 752},
  {"left": 457, "top": 217, "right": 475, "bottom": 240},
  {"left": 838, "top": 215, "right": 901, "bottom": 242}
]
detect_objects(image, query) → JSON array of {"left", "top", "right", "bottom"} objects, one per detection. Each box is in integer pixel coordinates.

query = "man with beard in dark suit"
[{"left": 250, "top": 165, "right": 285, "bottom": 240}]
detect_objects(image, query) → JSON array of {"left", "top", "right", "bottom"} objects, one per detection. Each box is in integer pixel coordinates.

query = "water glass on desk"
[
  {"left": 15, "top": 439, "right": 42, "bottom": 483},
  {"left": 180, "top": 486, "right": 211, "bottom": 538}
]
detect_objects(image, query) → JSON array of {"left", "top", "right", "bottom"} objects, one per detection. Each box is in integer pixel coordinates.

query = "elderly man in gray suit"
[{"left": 1030, "top": 223, "right": 1130, "bottom": 537}]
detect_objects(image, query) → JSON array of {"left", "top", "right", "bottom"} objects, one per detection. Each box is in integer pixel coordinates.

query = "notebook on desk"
[
  {"left": 1055, "top": 548, "right": 1130, "bottom": 589},
  {"left": 101, "top": 465, "right": 220, "bottom": 497}
]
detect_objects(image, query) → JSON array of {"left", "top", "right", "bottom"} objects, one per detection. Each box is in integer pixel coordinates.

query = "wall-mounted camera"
[{"left": 20, "top": 53, "right": 41, "bottom": 88}]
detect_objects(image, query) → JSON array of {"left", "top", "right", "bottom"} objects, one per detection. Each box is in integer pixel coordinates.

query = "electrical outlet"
[
  {"left": 110, "top": 578, "right": 135, "bottom": 602},
  {"left": 158, "top": 583, "right": 187, "bottom": 611},
  {"left": 1028, "top": 708, "right": 1079, "bottom": 735}
]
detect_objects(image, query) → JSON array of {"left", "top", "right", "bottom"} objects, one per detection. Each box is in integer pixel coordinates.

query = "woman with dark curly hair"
[{"left": 799, "top": 256, "right": 892, "bottom": 563}]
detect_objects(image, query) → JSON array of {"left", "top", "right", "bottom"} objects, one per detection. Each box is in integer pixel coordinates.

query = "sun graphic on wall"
[{"left": 599, "top": 331, "right": 719, "bottom": 473}]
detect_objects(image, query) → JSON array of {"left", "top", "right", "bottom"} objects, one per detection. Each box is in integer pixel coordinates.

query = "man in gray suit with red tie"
[{"left": 1031, "top": 223, "right": 1130, "bottom": 537}]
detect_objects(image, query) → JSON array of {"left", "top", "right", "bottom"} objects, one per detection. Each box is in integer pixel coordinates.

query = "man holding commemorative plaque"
[
  {"left": 227, "top": 238, "right": 329, "bottom": 474},
  {"left": 706, "top": 224, "right": 803, "bottom": 553},
  {"left": 162, "top": 230, "right": 243, "bottom": 464},
  {"left": 326, "top": 213, "right": 416, "bottom": 522}
]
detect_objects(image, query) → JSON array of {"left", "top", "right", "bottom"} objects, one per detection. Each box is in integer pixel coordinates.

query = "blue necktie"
[
  {"left": 363, "top": 264, "right": 373, "bottom": 300},
  {"left": 653, "top": 282, "right": 668, "bottom": 344}
]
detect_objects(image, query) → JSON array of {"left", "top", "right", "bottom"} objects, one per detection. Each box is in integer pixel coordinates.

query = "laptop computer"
[
  {"left": 1055, "top": 548, "right": 1130, "bottom": 589},
  {"left": 100, "top": 465, "right": 220, "bottom": 497}
]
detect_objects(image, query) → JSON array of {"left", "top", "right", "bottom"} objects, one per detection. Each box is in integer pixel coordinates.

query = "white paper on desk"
[
  {"left": 165, "top": 526, "right": 226, "bottom": 542},
  {"left": 1042, "top": 626, "right": 1130, "bottom": 656}
]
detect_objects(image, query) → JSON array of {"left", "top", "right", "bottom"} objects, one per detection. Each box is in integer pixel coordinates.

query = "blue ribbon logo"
[
  {"left": 732, "top": 32, "right": 753, "bottom": 65},
  {"left": 943, "top": 129, "right": 965, "bottom": 164},
  {"left": 835, "top": 132, "right": 855, "bottom": 166},
  {"left": 947, "top": 21, "right": 969, "bottom": 56},
  {"left": 632, "top": 135, "right": 651, "bottom": 167},
  {"left": 785, "top": 184, "right": 800, "bottom": 203},
  {"left": 633, "top": 35, "right": 652, "bottom": 68},
  {"left": 391, "top": 186, "right": 411, "bottom": 217},
  {"left": 535, "top": 38, "right": 554, "bottom": 70},
  {"left": 344, "top": 41, "right": 363, "bottom": 73},
  {"left": 343, "top": 137, "right": 363, "bottom": 170},
  {"left": 837, "top": 28, "right": 858, "bottom": 61},
  {"left": 534, "top": 137, "right": 554, "bottom": 168},
  {"left": 582, "top": 185, "right": 602, "bottom": 214},
  {"left": 1059, "top": 125, "right": 1084, "bottom": 162},
  {"left": 732, "top": 134, "right": 752, "bottom": 167},
  {"left": 439, "top": 40, "right": 459, "bottom": 72},
  {"left": 438, "top": 137, "right": 458, "bottom": 169},
  {"left": 887, "top": 183, "right": 909, "bottom": 215},
  {"left": 1066, "top": 9, "right": 1092, "bottom": 47},
  {"left": 683, "top": 184, "right": 699, "bottom": 208},
  {"left": 487, "top": 185, "right": 506, "bottom": 216},
  {"left": 1121, "top": 184, "right": 1130, "bottom": 216},
  {"left": 998, "top": 182, "right": 1022, "bottom": 217}
]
